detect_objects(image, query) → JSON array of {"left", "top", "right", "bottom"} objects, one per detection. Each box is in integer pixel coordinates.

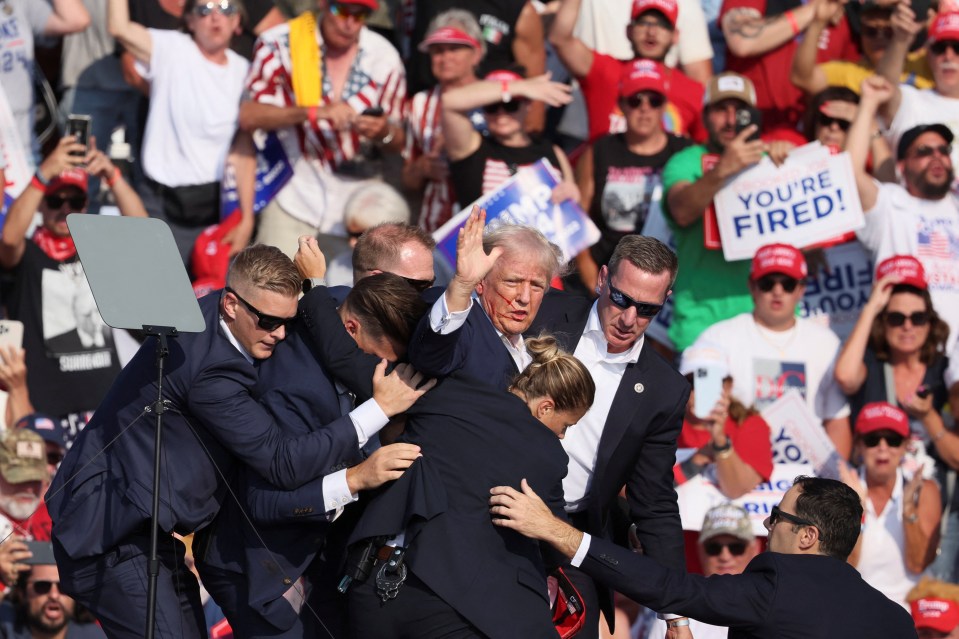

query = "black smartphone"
[
  {"left": 734, "top": 106, "right": 761, "bottom": 142},
  {"left": 24, "top": 540, "right": 56, "bottom": 565},
  {"left": 65, "top": 114, "right": 92, "bottom": 157},
  {"left": 361, "top": 106, "right": 385, "bottom": 117},
  {"left": 912, "top": 0, "right": 930, "bottom": 21}
]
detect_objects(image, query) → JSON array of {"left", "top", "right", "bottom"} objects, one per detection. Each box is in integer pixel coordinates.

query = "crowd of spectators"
[{"left": 4, "top": 0, "right": 959, "bottom": 636}]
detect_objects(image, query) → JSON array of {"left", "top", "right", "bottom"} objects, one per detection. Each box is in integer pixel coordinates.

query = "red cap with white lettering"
[
  {"left": 913, "top": 597, "right": 959, "bottom": 632},
  {"left": 855, "top": 402, "right": 910, "bottom": 437},
  {"left": 749, "top": 244, "right": 807, "bottom": 281},
  {"left": 876, "top": 255, "right": 927, "bottom": 291}
]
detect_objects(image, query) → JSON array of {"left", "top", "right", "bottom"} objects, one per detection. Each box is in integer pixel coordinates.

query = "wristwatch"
[{"left": 301, "top": 278, "right": 324, "bottom": 295}]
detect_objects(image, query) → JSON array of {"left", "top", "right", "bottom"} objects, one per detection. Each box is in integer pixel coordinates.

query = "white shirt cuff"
[
  {"left": 429, "top": 292, "right": 472, "bottom": 334},
  {"left": 322, "top": 468, "right": 357, "bottom": 513},
  {"left": 351, "top": 398, "right": 389, "bottom": 448},
  {"left": 570, "top": 532, "right": 592, "bottom": 567}
]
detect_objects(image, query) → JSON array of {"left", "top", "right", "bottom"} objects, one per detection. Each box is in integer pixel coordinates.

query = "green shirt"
[{"left": 661, "top": 144, "right": 753, "bottom": 352}]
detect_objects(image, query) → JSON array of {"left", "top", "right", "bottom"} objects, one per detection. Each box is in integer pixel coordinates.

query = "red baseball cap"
[
  {"left": 334, "top": 0, "right": 378, "bottom": 11},
  {"left": 855, "top": 402, "right": 910, "bottom": 437},
  {"left": 418, "top": 26, "right": 481, "bottom": 52},
  {"left": 929, "top": 11, "right": 959, "bottom": 43},
  {"left": 749, "top": 244, "right": 807, "bottom": 281},
  {"left": 876, "top": 255, "right": 927, "bottom": 290},
  {"left": 46, "top": 168, "right": 88, "bottom": 195},
  {"left": 619, "top": 59, "right": 668, "bottom": 98},
  {"left": 631, "top": 0, "right": 678, "bottom": 27},
  {"left": 912, "top": 597, "right": 959, "bottom": 632},
  {"left": 191, "top": 212, "right": 241, "bottom": 287}
]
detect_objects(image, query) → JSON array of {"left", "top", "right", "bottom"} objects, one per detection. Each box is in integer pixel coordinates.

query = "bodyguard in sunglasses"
[
  {"left": 683, "top": 243, "right": 852, "bottom": 458},
  {"left": 490, "top": 475, "right": 918, "bottom": 638},
  {"left": 841, "top": 402, "right": 942, "bottom": 610},
  {"left": 529, "top": 234, "right": 690, "bottom": 638}
]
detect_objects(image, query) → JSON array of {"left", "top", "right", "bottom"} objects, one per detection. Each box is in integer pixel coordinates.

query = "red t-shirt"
[
  {"left": 676, "top": 413, "right": 774, "bottom": 482},
  {"left": 579, "top": 53, "right": 707, "bottom": 143},
  {"left": 718, "top": 0, "right": 859, "bottom": 133}
]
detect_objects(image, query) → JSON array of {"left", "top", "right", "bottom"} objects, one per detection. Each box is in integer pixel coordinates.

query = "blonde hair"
[
  {"left": 907, "top": 577, "right": 959, "bottom": 603},
  {"left": 511, "top": 335, "right": 595, "bottom": 412},
  {"left": 226, "top": 244, "right": 301, "bottom": 298}
]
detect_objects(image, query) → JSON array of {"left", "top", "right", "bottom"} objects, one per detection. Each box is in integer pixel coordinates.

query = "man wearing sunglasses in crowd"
[
  {"left": 527, "top": 234, "right": 690, "bottom": 639},
  {"left": 684, "top": 243, "right": 852, "bottom": 457},
  {"left": 0, "top": 134, "right": 146, "bottom": 453},
  {"left": 47, "top": 243, "right": 428, "bottom": 638},
  {"left": 489, "top": 475, "right": 917, "bottom": 637},
  {"left": 840, "top": 402, "right": 942, "bottom": 610},
  {"left": 662, "top": 72, "right": 795, "bottom": 355},
  {"left": 638, "top": 503, "right": 760, "bottom": 638},
  {"left": 849, "top": 75, "right": 959, "bottom": 353},
  {"left": 240, "top": 0, "right": 406, "bottom": 261}
]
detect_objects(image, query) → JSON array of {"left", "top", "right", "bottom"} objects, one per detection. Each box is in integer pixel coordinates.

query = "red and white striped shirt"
[{"left": 404, "top": 86, "right": 456, "bottom": 233}]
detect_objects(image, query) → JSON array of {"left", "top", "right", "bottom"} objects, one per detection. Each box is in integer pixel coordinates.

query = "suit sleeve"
[
  {"left": 627, "top": 381, "right": 690, "bottom": 570},
  {"left": 580, "top": 536, "right": 776, "bottom": 625},
  {"left": 407, "top": 306, "right": 477, "bottom": 378},
  {"left": 299, "top": 286, "right": 378, "bottom": 402},
  {"left": 186, "top": 359, "right": 359, "bottom": 490}
]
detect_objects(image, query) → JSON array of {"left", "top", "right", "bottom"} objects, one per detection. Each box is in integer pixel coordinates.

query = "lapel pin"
[{"left": 634, "top": 383, "right": 644, "bottom": 394}]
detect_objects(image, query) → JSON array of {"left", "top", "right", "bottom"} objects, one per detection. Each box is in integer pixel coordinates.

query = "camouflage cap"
[{"left": 0, "top": 429, "right": 47, "bottom": 484}]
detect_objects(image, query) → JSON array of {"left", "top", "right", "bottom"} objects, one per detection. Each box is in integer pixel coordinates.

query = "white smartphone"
[
  {"left": 0, "top": 320, "right": 23, "bottom": 350},
  {"left": 693, "top": 365, "right": 725, "bottom": 419}
]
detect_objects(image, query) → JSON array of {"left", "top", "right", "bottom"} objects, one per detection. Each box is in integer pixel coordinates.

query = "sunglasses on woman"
[
  {"left": 483, "top": 101, "right": 523, "bottom": 115},
  {"left": 862, "top": 432, "right": 906, "bottom": 448},
  {"left": 44, "top": 194, "right": 87, "bottom": 210},
  {"left": 756, "top": 275, "right": 799, "bottom": 293},
  {"left": 703, "top": 540, "right": 747, "bottom": 556},
  {"left": 817, "top": 115, "right": 851, "bottom": 131},
  {"left": 192, "top": 0, "right": 238, "bottom": 17},
  {"left": 884, "top": 311, "right": 930, "bottom": 327}
]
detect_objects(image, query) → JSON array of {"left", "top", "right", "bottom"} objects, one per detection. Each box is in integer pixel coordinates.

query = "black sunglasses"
[
  {"left": 703, "top": 540, "right": 747, "bottom": 556},
  {"left": 931, "top": 40, "right": 959, "bottom": 56},
  {"left": 29, "top": 580, "right": 60, "bottom": 595},
  {"left": 483, "top": 101, "right": 523, "bottom": 115},
  {"left": 862, "top": 431, "right": 906, "bottom": 448},
  {"left": 47, "top": 452, "right": 64, "bottom": 466},
  {"left": 817, "top": 115, "right": 851, "bottom": 131},
  {"left": 768, "top": 505, "right": 815, "bottom": 528},
  {"left": 910, "top": 144, "right": 952, "bottom": 159},
  {"left": 624, "top": 92, "right": 666, "bottom": 110},
  {"left": 861, "top": 25, "right": 893, "bottom": 39},
  {"left": 192, "top": 0, "right": 238, "bottom": 17},
  {"left": 884, "top": 310, "right": 930, "bottom": 327},
  {"left": 756, "top": 275, "right": 800, "bottom": 293},
  {"left": 401, "top": 276, "right": 435, "bottom": 293},
  {"left": 44, "top": 194, "right": 87, "bottom": 210},
  {"left": 225, "top": 287, "right": 297, "bottom": 332},
  {"left": 608, "top": 283, "right": 664, "bottom": 318}
]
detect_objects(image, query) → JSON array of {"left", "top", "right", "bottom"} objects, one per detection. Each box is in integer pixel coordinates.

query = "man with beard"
[
  {"left": 0, "top": 559, "right": 106, "bottom": 638},
  {"left": 848, "top": 75, "right": 959, "bottom": 350}
]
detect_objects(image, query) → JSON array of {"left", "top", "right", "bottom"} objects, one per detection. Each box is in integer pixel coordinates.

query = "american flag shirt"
[
  {"left": 404, "top": 86, "right": 456, "bottom": 233},
  {"left": 858, "top": 181, "right": 959, "bottom": 351},
  {"left": 246, "top": 23, "right": 406, "bottom": 230}
]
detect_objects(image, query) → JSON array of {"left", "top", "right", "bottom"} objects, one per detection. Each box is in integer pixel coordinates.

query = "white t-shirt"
[
  {"left": 1, "top": 0, "right": 51, "bottom": 163},
  {"left": 137, "top": 29, "right": 249, "bottom": 187},
  {"left": 687, "top": 313, "right": 849, "bottom": 422},
  {"left": 857, "top": 182, "right": 959, "bottom": 352},
  {"left": 885, "top": 85, "right": 959, "bottom": 191}
]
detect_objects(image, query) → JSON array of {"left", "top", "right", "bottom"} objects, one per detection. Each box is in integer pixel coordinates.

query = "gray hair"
[
  {"left": 425, "top": 8, "right": 487, "bottom": 59},
  {"left": 344, "top": 182, "right": 411, "bottom": 230},
  {"left": 608, "top": 235, "right": 678, "bottom": 288},
  {"left": 482, "top": 224, "right": 565, "bottom": 280}
]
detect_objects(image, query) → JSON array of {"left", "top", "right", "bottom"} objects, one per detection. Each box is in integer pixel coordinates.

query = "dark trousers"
[
  {"left": 54, "top": 534, "right": 206, "bottom": 639},
  {"left": 347, "top": 570, "right": 486, "bottom": 639}
]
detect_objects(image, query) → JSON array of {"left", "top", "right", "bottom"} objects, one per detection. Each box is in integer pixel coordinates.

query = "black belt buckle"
[{"left": 374, "top": 546, "right": 407, "bottom": 602}]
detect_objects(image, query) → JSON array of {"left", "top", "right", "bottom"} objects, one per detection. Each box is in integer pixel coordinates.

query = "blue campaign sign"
[
  {"left": 433, "top": 159, "right": 600, "bottom": 268},
  {"left": 220, "top": 132, "right": 294, "bottom": 220}
]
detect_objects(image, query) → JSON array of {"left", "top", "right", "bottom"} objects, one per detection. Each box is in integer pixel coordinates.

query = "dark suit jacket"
[
  {"left": 349, "top": 379, "right": 566, "bottom": 639},
  {"left": 195, "top": 314, "right": 363, "bottom": 630},
  {"left": 47, "top": 292, "right": 359, "bottom": 561},
  {"left": 408, "top": 301, "right": 519, "bottom": 390},
  {"left": 529, "top": 291, "right": 688, "bottom": 566},
  {"left": 581, "top": 537, "right": 918, "bottom": 639}
]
